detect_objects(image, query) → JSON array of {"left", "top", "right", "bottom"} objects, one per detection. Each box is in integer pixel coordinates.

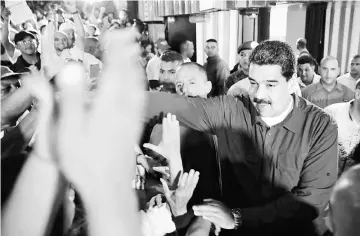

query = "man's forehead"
[
  {"left": 206, "top": 42, "right": 217, "bottom": 47},
  {"left": 321, "top": 59, "right": 338, "bottom": 67},
  {"left": 160, "top": 61, "right": 181, "bottom": 70},
  {"left": 351, "top": 58, "right": 360, "bottom": 63},
  {"left": 176, "top": 68, "right": 205, "bottom": 82},
  {"left": 249, "top": 64, "right": 285, "bottom": 82},
  {"left": 298, "top": 63, "right": 312, "bottom": 68},
  {"left": 239, "top": 49, "right": 252, "bottom": 55}
]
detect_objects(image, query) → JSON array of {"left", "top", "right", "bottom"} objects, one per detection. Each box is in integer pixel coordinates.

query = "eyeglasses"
[{"left": 17, "top": 39, "right": 36, "bottom": 46}]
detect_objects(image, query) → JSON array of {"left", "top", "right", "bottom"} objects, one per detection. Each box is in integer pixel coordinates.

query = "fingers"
[
  {"left": 186, "top": 170, "right": 199, "bottom": 195},
  {"left": 155, "top": 194, "right": 163, "bottom": 208},
  {"left": 179, "top": 172, "right": 189, "bottom": 187},
  {"left": 202, "top": 215, "right": 223, "bottom": 228},
  {"left": 193, "top": 205, "right": 219, "bottom": 215},
  {"left": 160, "top": 178, "right": 170, "bottom": 198},
  {"left": 56, "top": 63, "right": 86, "bottom": 146},
  {"left": 143, "top": 143, "right": 166, "bottom": 158},
  {"left": 153, "top": 166, "right": 170, "bottom": 179}
]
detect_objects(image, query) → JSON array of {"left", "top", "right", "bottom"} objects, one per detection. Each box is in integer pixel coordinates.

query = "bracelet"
[{"left": 230, "top": 208, "right": 243, "bottom": 230}]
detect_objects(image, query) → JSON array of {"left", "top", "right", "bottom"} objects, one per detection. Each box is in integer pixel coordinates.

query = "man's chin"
[{"left": 254, "top": 104, "right": 273, "bottom": 116}]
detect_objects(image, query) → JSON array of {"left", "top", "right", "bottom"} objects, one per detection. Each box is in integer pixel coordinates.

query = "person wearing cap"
[
  {"left": 324, "top": 78, "right": 360, "bottom": 176},
  {"left": 180, "top": 40, "right": 194, "bottom": 63},
  {"left": 1, "top": 6, "right": 29, "bottom": 66},
  {"left": 9, "top": 30, "right": 41, "bottom": 73},
  {"left": 225, "top": 41, "right": 258, "bottom": 93},
  {"left": 146, "top": 38, "right": 171, "bottom": 81}
]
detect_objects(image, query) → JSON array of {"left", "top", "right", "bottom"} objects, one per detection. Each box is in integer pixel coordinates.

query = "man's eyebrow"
[{"left": 266, "top": 80, "right": 279, "bottom": 83}]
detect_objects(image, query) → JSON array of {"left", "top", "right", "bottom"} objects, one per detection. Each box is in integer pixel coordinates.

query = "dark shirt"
[
  {"left": 225, "top": 69, "right": 248, "bottom": 93},
  {"left": 10, "top": 52, "right": 41, "bottom": 73},
  {"left": 203, "top": 55, "right": 229, "bottom": 97},
  {"left": 144, "top": 92, "right": 338, "bottom": 236},
  {"left": 301, "top": 82, "right": 354, "bottom": 109}
]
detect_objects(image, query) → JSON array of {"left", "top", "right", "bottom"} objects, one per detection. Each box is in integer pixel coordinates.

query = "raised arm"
[
  {"left": 145, "top": 92, "right": 244, "bottom": 134},
  {"left": 1, "top": 7, "right": 16, "bottom": 58},
  {"left": 64, "top": 0, "right": 85, "bottom": 50}
]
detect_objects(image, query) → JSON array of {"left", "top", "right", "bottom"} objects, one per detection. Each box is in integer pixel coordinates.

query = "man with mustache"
[
  {"left": 302, "top": 56, "right": 354, "bottom": 109},
  {"left": 144, "top": 41, "right": 337, "bottom": 236}
]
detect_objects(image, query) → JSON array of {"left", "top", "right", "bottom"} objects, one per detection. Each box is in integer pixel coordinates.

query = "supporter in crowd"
[
  {"left": 158, "top": 51, "right": 184, "bottom": 93},
  {"left": 203, "top": 39, "right": 230, "bottom": 97},
  {"left": 337, "top": 55, "right": 360, "bottom": 91},
  {"left": 297, "top": 54, "right": 321, "bottom": 89},
  {"left": 179, "top": 40, "right": 194, "bottom": 63},
  {"left": 225, "top": 41, "right": 258, "bottom": 92},
  {"left": 302, "top": 56, "right": 354, "bottom": 108},
  {"left": 328, "top": 164, "right": 360, "bottom": 236},
  {"left": 146, "top": 38, "right": 171, "bottom": 82},
  {"left": 147, "top": 62, "right": 220, "bottom": 234},
  {"left": 296, "top": 38, "right": 310, "bottom": 57},
  {"left": 145, "top": 40, "right": 337, "bottom": 236},
  {"left": 139, "top": 40, "right": 154, "bottom": 69},
  {"left": 324, "top": 79, "right": 360, "bottom": 176},
  {"left": 84, "top": 36, "right": 101, "bottom": 60}
]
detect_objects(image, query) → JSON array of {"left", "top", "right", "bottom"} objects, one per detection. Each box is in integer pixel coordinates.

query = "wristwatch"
[{"left": 230, "top": 208, "right": 243, "bottom": 230}]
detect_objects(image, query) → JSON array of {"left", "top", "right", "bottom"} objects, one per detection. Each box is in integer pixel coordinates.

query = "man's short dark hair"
[
  {"left": 160, "top": 51, "right": 184, "bottom": 64},
  {"left": 298, "top": 55, "right": 317, "bottom": 67},
  {"left": 249, "top": 40, "right": 296, "bottom": 81},
  {"left": 353, "top": 55, "right": 360, "bottom": 60},
  {"left": 206, "top": 39, "right": 217, "bottom": 44},
  {"left": 296, "top": 38, "right": 307, "bottom": 49}
]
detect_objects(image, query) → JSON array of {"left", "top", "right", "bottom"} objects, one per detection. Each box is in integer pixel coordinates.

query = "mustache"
[{"left": 253, "top": 97, "right": 271, "bottom": 105}]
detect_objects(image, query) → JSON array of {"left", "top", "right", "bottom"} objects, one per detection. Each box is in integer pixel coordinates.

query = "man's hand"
[
  {"left": 143, "top": 113, "right": 183, "bottom": 184},
  {"left": 193, "top": 199, "right": 235, "bottom": 230},
  {"left": 1, "top": 6, "right": 11, "bottom": 21},
  {"left": 146, "top": 194, "right": 165, "bottom": 211},
  {"left": 160, "top": 169, "right": 199, "bottom": 217},
  {"left": 63, "top": 0, "right": 77, "bottom": 14}
]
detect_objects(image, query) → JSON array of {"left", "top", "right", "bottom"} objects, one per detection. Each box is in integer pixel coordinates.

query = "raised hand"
[
  {"left": 63, "top": 0, "right": 77, "bottom": 14},
  {"left": 143, "top": 113, "right": 183, "bottom": 184},
  {"left": 160, "top": 169, "right": 200, "bottom": 216},
  {"left": 1, "top": 6, "right": 11, "bottom": 21}
]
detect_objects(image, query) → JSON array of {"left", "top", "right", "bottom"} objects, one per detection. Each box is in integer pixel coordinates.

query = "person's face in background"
[
  {"left": 175, "top": 66, "right": 211, "bottom": 98},
  {"left": 94, "top": 8, "right": 100, "bottom": 18},
  {"left": 350, "top": 57, "right": 360, "bottom": 78},
  {"left": 319, "top": 58, "right": 340, "bottom": 86},
  {"left": 145, "top": 44, "right": 152, "bottom": 54},
  {"left": 54, "top": 32, "right": 69, "bottom": 52},
  {"left": 186, "top": 41, "right": 194, "bottom": 59},
  {"left": 204, "top": 42, "right": 218, "bottom": 58},
  {"left": 298, "top": 63, "right": 315, "bottom": 83},
  {"left": 107, "top": 13, "right": 115, "bottom": 22},
  {"left": 84, "top": 39, "right": 101, "bottom": 59},
  {"left": 248, "top": 64, "right": 292, "bottom": 117},
  {"left": 16, "top": 36, "right": 37, "bottom": 55},
  {"left": 119, "top": 10, "right": 128, "bottom": 22},
  {"left": 159, "top": 61, "right": 181, "bottom": 93},
  {"left": 62, "top": 29, "right": 75, "bottom": 47},
  {"left": 35, "top": 10, "right": 43, "bottom": 21},
  {"left": 238, "top": 49, "right": 252, "bottom": 71}
]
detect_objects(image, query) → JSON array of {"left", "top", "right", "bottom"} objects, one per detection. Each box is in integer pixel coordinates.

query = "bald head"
[
  {"left": 330, "top": 164, "right": 360, "bottom": 236},
  {"left": 320, "top": 56, "right": 339, "bottom": 67},
  {"left": 85, "top": 37, "right": 101, "bottom": 59},
  {"left": 175, "top": 62, "right": 210, "bottom": 97}
]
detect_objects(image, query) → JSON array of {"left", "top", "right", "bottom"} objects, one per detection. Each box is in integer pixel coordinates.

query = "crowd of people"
[{"left": 1, "top": 1, "right": 360, "bottom": 236}]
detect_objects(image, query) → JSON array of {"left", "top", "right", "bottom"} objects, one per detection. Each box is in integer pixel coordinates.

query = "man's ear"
[
  {"left": 204, "top": 81, "right": 212, "bottom": 95},
  {"left": 355, "top": 89, "right": 360, "bottom": 100}
]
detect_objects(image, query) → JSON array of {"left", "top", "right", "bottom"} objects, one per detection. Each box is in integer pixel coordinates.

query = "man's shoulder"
[
  {"left": 337, "top": 73, "right": 350, "bottom": 81},
  {"left": 324, "top": 101, "right": 349, "bottom": 116},
  {"left": 301, "top": 83, "right": 319, "bottom": 95},
  {"left": 298, "top": 96, "right": 337, "bottom": 129}
]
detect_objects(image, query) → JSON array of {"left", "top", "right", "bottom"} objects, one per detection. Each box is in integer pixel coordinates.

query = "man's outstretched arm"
[{"left": 145, "top": 92, "right": 245, "bottom": 134}]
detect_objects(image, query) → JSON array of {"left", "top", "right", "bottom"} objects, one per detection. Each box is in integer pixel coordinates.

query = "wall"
[
  {"left": 324, "top": 0, "right": 360, "bottom": 74},
  {"left": 269, "top": 3, "right": 307, "bottom": 53},
  {"left": 286, "top": 4, "right": 307, "bottom": 53}
]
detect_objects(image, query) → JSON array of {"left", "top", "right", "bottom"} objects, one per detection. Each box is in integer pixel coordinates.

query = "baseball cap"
[
  {"left": 155, "top": 38, "right": 171, "bottom": 51},
  {"left": 237, "top": 41, "right": 259, "bottom": 54},
  {"left": 14, "top": 31, "right": 36, "bottom": 44}
]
